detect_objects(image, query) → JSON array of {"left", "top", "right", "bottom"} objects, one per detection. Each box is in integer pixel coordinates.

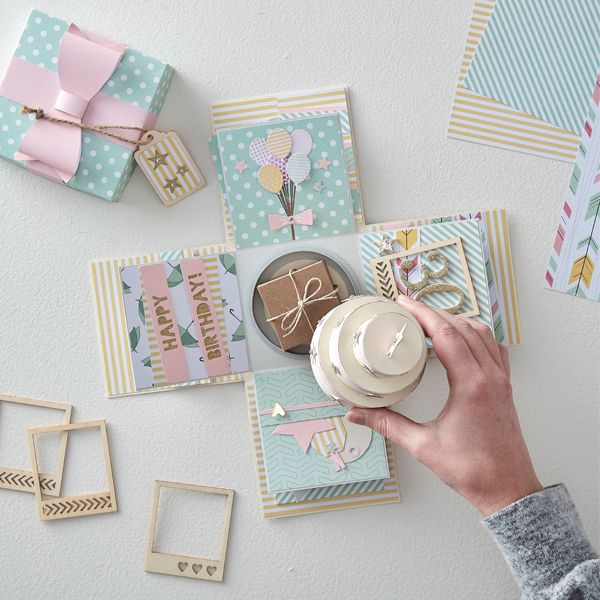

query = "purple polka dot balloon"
[
  {"left": 269, "top": 155, "right": 289, "bottom": 182},
  {"left": 249, "top": 138, "right": 271, "bottom": 166}
]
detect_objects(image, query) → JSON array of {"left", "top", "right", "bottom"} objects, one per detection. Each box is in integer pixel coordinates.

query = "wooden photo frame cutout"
[
  {"left": 370, "top": 236, "right": 480, "bottom": 318},
  {"left": 0, "top": 394, "right": 72, "bottom": 496},
  {"left": 27, "top": 420, "right": 117, "bottom": 521},
  {"left": 145, "top": 481, "right": 234, "bottom": 583}
]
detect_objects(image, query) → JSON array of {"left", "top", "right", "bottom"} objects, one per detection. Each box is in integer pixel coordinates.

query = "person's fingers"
[
  {"left": 348, "top": 407, "right": 429, "bottom": 458},
  {"left": 463, "top": 317, "right": 504, "bottom": 370},
  {"left": 498, "top": 343, "right": 511, "bottom": 376},
  {"left": 397, "top": 296, "right": 478, "bottom": 384}
]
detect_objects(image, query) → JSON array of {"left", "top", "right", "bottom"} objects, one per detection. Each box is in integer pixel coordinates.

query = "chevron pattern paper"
[
  {"left": 359, "top": 209, "right": 521, "bottom": 345},
  {"left": 210, "top": 88, "right": 364, "bottom": 243},
  {"left": 90, "top": 244, "right": 247, "bottom": 397},
  {"left": 245, "top": 373, "right": 401, "bottom": 518},
  {"left": 255, "top": 368, "right": 389, "bottom": 494},
  {"left": 448, "top": 0, "right": 580, "bottom": 162},
  {"left": 546, "top": 77, "right": 600, "bottom": 301},
  {"left": 464, "top": 0, "right": 600, "bottom": 135}
]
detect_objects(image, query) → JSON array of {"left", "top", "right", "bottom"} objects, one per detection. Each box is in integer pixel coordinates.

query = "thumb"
[{"left": 347, "top": 407, "right": 427, "bottom": 458}]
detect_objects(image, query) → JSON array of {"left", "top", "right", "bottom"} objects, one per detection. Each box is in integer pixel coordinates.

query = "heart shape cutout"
[
  {"left": 177, "top": 562, "right": 188, "bottom": 572},
  {"left": 206, "top": 565, "right": 217, "bottom": 576},
  {"left": 192, "top": 564, "right": 202, "bottom": 574}
]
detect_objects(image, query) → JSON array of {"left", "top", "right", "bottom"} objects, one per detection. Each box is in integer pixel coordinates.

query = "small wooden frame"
[
  {"left": 0, "top": 394, "right": 72, "bottom": 496},
  {"left": 27, "top": 420, "right": 117, "bottom": 521},
  {"left": 144, "top": 481, "right": 234, "bottom": 583},
  {"left": 370, "top": 237, "right": 480, "bottom": 318}
]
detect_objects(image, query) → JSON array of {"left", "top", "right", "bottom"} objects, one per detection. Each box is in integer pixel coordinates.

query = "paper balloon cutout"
[
  {"left": 258, "top": 164, "right": 284, "bottom": 193},
  {"left": 291, "top": 129, "right": 312, "bottom": 155},
  {"left": 268, "top": 155, "right": 289, "bottom": 182},
  {"left": 287, "top": 153, "right": 311, "bottom": 184},
  {"left": 249, "top": 138, "right": 271, "bottom": 165},
  {"left": 266, "top": 128, "right": 292, "bottom": 158}
]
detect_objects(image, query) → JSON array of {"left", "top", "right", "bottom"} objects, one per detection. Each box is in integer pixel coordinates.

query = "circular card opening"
[{"left": 252, "top": 250, "right": 357, "bottom": 355}]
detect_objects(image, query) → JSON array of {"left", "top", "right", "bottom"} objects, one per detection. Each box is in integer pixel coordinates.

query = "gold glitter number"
[{"left": 399, "top": 250, "right": 465, "bottom": 313}]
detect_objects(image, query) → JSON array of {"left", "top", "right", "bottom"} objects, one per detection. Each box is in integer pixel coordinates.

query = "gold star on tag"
[
  {"left": 271, "top": 402, "right": 286, "bottom": 417},
  {"left": 376, "top": 234, "right": 395, "bottom": 255},
  {"left": 148, "top": 149, "right": 168, "bottom": 170},
  {"left": 176, "top": 164, "right": 188, "bottom": 175},
  {"left": 163, "top": 177, "right": 182, "bottom": 193}
]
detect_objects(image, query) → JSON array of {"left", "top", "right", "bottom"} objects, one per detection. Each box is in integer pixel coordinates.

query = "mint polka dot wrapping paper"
[
  {"left": 0, "top": 9, "right": 174, "bottom": 202},
  {"left": 211, "top": 114, "right": 356, "bottom": 249}
]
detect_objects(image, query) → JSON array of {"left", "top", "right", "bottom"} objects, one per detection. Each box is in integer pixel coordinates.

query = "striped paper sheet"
[
  {"left": 463, "top": 0, "right": 600, "bottom": 135},
  {"left": 244, "top": 375, "right": 401, "bottom": 519},
  {"left": 210, "top": 88, "right": 364, "bottom": 244},
  {"left": 448, "top": 0, "right": 580, "bottom": 162},
  {"left": 546, "top": 77, "right": 600, "bottom": 301},
  {"left": 90, "top": 244, "right": 245, "bottom": 397},
  {"left": 359, "top": 208, "right": 521, "bottom": 346}
]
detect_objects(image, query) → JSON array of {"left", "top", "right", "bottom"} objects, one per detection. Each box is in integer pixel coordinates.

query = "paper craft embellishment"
[
  {"left": 0, "top": 10, "right": 174, "bottom": 201},
  {"left": 310, "top": 297, "right": 428, "bottom": 408},
  {"left": 0, "top": 394, "right": 72, "bottom": 495},
  {"left": 134, "top": 130, "right": 206, "bottom": 206},
  {"left": 253, "top": 367, "right": 390, "bottom": 496},
  {"left": 546, "top": 76, "right": 600, "bottom": 301},
  {"left": 211, "top": 114, "right": 355, "bottom": 248},
  {"left": 371, "top": 237, "right": 479, "bottom": 318},
  {"left": 448, "top": 0, "right": 580, "bottom": 162},
  {"left": 463, "top": 0, "right": 600, "bottom": 135},
  {"left": 27, "top": 420, "right": 117, "bottom": 521},
  {"left": 257, "top": 260, "right": 340, "bottom": 351},
  {"left": 144, "top": 481, "right": 234, "bottom": 583}
]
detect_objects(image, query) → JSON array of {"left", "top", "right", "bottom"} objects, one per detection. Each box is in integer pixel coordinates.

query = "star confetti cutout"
[
  {"left": 375, "top": 234, "right": 396, "bottom": 255},
  {"left": 176, "top": 164, "right": 189, "bottom": 175},
  {"left": 234, "top": 160, "right": 248, "bottom": 173},
  {"left": 148, "top": 149, "right": 168, "bottom": 170},
  {"left": 313, "top": 180, "right": 326, "bottom": 193},
  {"left": 317, "top": 156, "right": 331, "bottom": 170},
  {"left": 163, "top": 177, "right": 182, "bottom": 193}
]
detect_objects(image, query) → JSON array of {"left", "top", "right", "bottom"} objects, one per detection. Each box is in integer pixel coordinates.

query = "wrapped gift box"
[
  {"left": 0, "top": 9, "right": 173, "bottom": 201},
  {"left": 257, "top": 260, "right": 340, "bottom": 351}
]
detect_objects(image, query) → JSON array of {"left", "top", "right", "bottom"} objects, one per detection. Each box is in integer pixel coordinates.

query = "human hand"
[{"left": 347, "top": 296, "right": 542, "bottom": 517}]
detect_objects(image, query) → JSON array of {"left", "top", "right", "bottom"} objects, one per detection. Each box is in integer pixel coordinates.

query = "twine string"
[
  {"left": 266, "top": 269, "right": 338, "bottom": 337},
  {"left": 20, "top": 106, "right": 150, "bottom": 146}
]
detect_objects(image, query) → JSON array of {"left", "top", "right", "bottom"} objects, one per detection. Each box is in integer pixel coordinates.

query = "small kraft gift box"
[
  {"left": 0, "top": 9, "right": 173, "bottom": 201},
  {"left": 257, "top": 260, "right": 340, "bottom": 351}
]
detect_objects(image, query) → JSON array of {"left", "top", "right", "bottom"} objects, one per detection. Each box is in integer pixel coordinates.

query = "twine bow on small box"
[{"left": 266, "top": 269, "right": 338, "bottom": 338}]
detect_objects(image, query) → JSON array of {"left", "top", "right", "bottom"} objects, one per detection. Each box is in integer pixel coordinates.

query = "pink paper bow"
[
  {"left": 0, "top": 22, "right": 158, "bottom": 183},
  {"left": 268, "top": 209, "right": 314, "bottom": 231}
]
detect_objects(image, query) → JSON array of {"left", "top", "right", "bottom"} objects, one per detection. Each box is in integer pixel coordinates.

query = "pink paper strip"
[
  {"left": 139, "top": 263, "right": 190, "bottom": 385},
  {"left": 179, "top": 258, "right": 230, "bottom": 377},
  {"left": 258, "top": 401, "right": 339, "bottom": 415},
  {"left": 273, "top": 419, "right": 334, "bottom": 453}
]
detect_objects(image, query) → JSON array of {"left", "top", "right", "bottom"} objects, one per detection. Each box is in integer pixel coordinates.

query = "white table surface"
[{"left": 1, "top": 1, "right": 598, "bottom": 598}]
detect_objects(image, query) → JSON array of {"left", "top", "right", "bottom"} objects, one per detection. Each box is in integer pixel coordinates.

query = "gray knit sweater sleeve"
[{"left": 483, "top": 484, "right": 600, "bottom": 599}]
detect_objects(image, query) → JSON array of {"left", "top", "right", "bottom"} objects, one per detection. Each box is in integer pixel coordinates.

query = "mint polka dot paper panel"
[
  {"left": 0, "top": 9, "right": 174, "bottom": 202},
  {"left": 215, "top": 115, "right": 355, "bottom": 249}
]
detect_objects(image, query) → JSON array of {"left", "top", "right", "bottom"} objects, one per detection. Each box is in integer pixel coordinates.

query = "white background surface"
[{"left": 1, "top": 1, "right": 598, "bottom": 598}]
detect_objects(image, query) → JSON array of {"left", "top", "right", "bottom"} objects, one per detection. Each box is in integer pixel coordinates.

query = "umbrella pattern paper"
[{"left": 546, "top": 76, "right": 600, "bottom": 301}]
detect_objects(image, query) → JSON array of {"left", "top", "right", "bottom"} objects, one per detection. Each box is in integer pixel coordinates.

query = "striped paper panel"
[
  {"left": 447, "top": 0, "right": 580, "bottom": 162},
  {"left": 359, "top": 208, "right": 521, "bottom": 346},
  {"left": 210, "top": 88, "right": 364, "bottom": 243},
  {"left": 90, "top": 244, "right": 244, "bottom": 397},
  {"left": 245, "top": 376, "right": 401, "bottom": 519},
  {"left": 463, "top": 0, "right": 600, "bottom": 135}
]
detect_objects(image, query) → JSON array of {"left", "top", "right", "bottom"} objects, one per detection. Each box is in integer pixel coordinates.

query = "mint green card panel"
[
  {"left": 255, "top": 367, "right": 389, "bottom": 494},
  {"left": 215, "top": 114, "right": 355, "bottom": 248},
  {"left": 0, "top": 10, "right": 174, "bottom": 201}
]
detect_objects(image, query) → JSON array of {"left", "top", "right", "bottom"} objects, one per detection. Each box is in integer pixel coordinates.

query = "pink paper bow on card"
[
  {"left": 0, "top": 22, "right": 159, "bottom": 183},
  {"left": 268, "top": 209, "right": 314, "bottom": 231}
]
